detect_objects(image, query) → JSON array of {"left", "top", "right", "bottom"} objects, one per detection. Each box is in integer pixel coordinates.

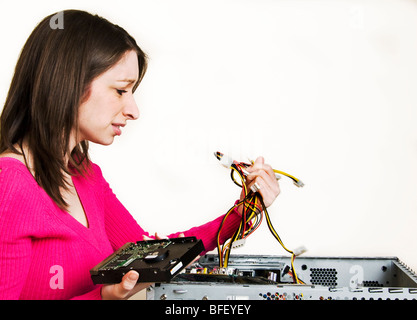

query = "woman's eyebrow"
[{"left": 116, "top": 79, "right": 137, "bottom": 84}]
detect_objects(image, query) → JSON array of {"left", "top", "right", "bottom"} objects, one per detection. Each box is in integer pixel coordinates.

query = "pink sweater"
[{"left": 0, "top": 157, "right": 242, "bottom": 300}]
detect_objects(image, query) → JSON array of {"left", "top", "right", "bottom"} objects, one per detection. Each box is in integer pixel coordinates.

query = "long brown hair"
[{"left": 0, "top": 10, "right": 148, "bottom": 209}]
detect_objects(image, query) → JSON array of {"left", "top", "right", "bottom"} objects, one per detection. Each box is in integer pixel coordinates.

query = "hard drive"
[{"left": 90, "top": 237, "right": 205, "bottom": 284}]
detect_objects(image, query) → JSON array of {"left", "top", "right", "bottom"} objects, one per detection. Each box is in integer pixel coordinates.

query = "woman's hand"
[
  {"left": 239, "top": 156, "right": 280, "bottom": 208},
  {"left": 101, "top": 270, "right": 152, "bottom": 300}
]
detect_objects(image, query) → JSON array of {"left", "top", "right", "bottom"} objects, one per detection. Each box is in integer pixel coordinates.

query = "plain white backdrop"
[{"left": 1, "top": 0, "right": 417, "bottom": 270}]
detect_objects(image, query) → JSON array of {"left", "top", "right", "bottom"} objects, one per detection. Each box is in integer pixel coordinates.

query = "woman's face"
[{"left": 76, "top": 50, "right": 139, "bottom": 146}]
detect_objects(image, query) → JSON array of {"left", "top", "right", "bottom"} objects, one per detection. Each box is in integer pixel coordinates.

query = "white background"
[{"left": 1, "top": 0, "right": 417, "bottom": 270}]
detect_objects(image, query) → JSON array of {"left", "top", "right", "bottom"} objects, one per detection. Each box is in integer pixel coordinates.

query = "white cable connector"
[
  {"left": 214, "top": 152, "right": 233, "bottom": 169},
  {"left": 293, "top": 245, "right": 307, "bottom": 256},
  {"left": 231, "top": 239, "right": 246, "bottom": 249},
  {"left": 294, "top": 180, "right": 305, "bottom": 188}
]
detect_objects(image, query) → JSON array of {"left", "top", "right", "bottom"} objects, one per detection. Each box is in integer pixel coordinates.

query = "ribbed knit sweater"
[{"left": 0, "top": 157, "right": 242, "bottom": 300}]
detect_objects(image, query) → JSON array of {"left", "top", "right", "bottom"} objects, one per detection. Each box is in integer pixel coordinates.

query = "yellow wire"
[
  {"left": 291, "top": 254, "right": 300, "bottom": 284},
  {"left": 217, "top": 204, "right": 239, "bottom": 267},
  {"left": 247, "top": 159, "right": 303, "bottom": 186},
  {"left": 273, "top": 169, "right": 300, "bottom": 183},
  {"left": 231, "top": 166, "right": 247, "bottom": 194},
  {"left": 263, "top": 202, "right": 301, "bottom": 284}
]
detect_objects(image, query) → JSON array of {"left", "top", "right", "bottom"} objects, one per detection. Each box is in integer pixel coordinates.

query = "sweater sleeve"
[
  {"left": 0, "top": 168, "right": 37, "bottom": 300},
  {"left": 93, "top": 164, "right": 243, "bottom": 254}
]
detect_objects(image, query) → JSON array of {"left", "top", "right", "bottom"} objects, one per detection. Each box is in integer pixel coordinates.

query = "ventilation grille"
[
  {"left": 363, "top": 280, "right": 383, "bottom": 287},
  {"left": 310, "top": 268, "right": 338, "bottom": 286}
]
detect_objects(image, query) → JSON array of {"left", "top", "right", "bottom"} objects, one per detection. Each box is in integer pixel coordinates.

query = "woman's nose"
[{"left": 123, "top": 95, "right": 139, "bottom": 120}]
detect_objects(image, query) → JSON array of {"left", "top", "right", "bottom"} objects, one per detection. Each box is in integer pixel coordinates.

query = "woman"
[{"left": 0, "top": 10, "right": 280, "bottom": 299}]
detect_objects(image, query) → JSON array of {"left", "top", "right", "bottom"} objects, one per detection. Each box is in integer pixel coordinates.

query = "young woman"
[{"left": 0, "top": 10, "right": 280, "bottom": 300}]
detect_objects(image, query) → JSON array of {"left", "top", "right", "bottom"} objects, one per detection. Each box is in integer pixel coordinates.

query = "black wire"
[{"left": 230, "top": 164, "right": 243, "bottom": 188}]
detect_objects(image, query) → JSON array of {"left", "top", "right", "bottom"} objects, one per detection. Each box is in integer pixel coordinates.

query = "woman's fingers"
[
  {"left": 143, "top": 232, "right": 172, "bottom": 241},
  {"left": 243, "top": 156, "right": 280, "bottom": 208}
]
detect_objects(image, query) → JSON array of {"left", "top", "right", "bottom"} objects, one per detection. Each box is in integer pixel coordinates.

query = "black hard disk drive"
[{"left": 90, "top": 237, "right": 205, "bottom": 284}]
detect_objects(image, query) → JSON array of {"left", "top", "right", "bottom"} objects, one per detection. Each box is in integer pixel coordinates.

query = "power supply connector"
[
  {"left": 231, "top": 239, "right": 246, "bottom": 249},
  {"left": 214, "top": 151, "right": 305, "bottom": 188},
  {"left": 293, "top": 246, "right": 308, "bottom": 257}
]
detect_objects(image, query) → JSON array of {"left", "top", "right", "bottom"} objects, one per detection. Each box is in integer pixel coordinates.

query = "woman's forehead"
[{"left": 102, "top": 51, "right": 139, "bottom": 83}]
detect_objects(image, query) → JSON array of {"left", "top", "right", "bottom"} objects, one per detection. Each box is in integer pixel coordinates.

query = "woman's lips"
[{"left": 112, "top": 123, "right": 125, "bottom": 136}]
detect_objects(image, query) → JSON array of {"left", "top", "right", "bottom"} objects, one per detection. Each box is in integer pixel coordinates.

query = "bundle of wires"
[{"left": 215, "top": 152, "right": 304, "bottom": 284}]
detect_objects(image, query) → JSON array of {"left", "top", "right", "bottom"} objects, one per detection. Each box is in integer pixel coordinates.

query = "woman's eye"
[{"left": 116, "top": 89, "right": 127, "bottom": 96}]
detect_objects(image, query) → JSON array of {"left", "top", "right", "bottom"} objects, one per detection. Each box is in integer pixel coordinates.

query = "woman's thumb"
[{"left": 117, "top": 271, "right": 139, "bottom": 297}]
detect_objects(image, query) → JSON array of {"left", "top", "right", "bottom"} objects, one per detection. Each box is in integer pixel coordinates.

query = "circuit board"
[{"left": 90, "top": 237, "right": 205, "bottom": 284}]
